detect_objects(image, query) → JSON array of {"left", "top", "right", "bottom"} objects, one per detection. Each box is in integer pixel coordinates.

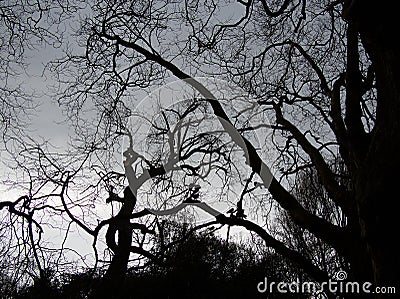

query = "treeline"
[{"left": 4, "top": 222, "right": 307, "bottom": 299}]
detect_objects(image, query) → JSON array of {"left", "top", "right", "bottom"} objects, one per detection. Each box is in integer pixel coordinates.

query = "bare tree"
[
  {"left": 2, "top": 0, "right": 399, "bottom": 297},
  {"left": 0, "top": 0, "right": 88, "bottom": 289},
  {"left": 49, "top": 0, "right": 400, "bottom": 294}
]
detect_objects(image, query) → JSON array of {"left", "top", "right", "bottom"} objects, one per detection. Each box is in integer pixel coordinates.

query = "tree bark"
[{"left": 344, "top": 0, "right": 400, "bottom": 290}]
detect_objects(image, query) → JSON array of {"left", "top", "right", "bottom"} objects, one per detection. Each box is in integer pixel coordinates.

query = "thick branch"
[
  {"left": 274, "top": 104, "right": 352, "bottom": 215},
  {"left": 216, "top": 214, "right": 329, "bottom": 282},
  {"left": 344, "top": 20, "right": 369, "bottom": 166},
  {"left": 330, "top": 73, "right": 350, "bottom": 164},
  {"left": 290, "top": 41, "right": 331, "bottom": 95},
  {"left": 96, "top": 29, "right": 350, "bottom": 256}
]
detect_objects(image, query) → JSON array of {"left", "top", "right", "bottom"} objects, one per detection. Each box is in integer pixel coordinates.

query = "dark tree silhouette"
[
  {"left": 0, "top": 0, "right": 86, "bottom": 290},
  {"left": 15, "top": 222, "right": 307, "bottom": 298},
  {"left": 277, "top": 164, "right": 349, "bottom": 277},
  {"left": 1, "top": 1, "right": 399, "bottom": 298},
  {"left": 50, "top": 0, "right": 399, "bottom": 294}
]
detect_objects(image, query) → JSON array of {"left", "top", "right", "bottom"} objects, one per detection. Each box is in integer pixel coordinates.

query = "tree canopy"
[{"left": 1, "top": 1, "right": 399, "bottom": 298}]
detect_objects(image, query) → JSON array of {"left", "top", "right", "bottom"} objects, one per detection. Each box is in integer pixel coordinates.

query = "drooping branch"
[
  {"left": 60, "top": 176, "right": 94, "bottom": 236},
  {"left": 215, "top": 214, "right": 329, "bottom": 282},
  {"left": 273, "top": 103, "right": 352, "bottom": 215}
]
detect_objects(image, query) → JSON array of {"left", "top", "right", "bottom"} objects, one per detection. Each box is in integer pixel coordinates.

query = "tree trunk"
[
  {"left": 93, "top": 188, "right": 136, "bottom": 298},
  {"left": 345, "top": 0, "right": 400, "bottom": 291},
  {"left": 357, "top": 50, "right": 400, "bottom": 287},
  {"left": 101, "top": 217, "right": 133, "bottom": 294}
]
